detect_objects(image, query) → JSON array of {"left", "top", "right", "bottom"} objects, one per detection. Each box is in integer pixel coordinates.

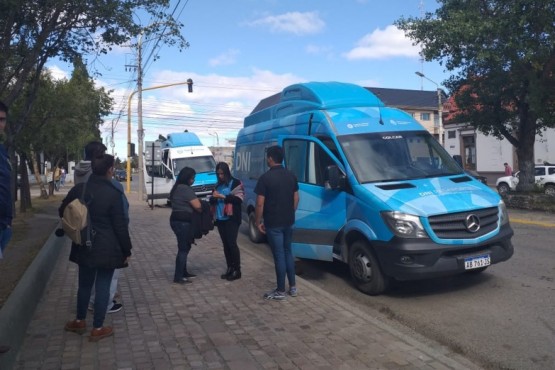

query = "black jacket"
[{"left": 59, "top": 174, "right": 132, "bottom": 269}]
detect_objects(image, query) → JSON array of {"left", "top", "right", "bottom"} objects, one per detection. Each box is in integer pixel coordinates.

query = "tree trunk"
[
  {"left": 18, "top": 153, "right": 32, "bottom": 212},
  {"left": 29, "top": 148, "right": 48, "bottom": 199},
  {"left": 515, "top": 111, "right": 537, "bottom": 192}
]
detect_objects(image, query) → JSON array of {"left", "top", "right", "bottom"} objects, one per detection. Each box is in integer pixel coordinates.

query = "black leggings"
[{"left": 216, "top": 219, "right": 241, "bottom": 270}]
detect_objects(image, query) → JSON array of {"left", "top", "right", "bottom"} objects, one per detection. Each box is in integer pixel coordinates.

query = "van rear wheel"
[
  {"left": 349, "top": 241, "right": 389, "bottom": 295},
  {"left": 248, "top": 212, "right": 265, "bottom": 243}
]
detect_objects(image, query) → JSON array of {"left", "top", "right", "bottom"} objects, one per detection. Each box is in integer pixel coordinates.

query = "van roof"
[
  {"left": 161, "top": 132, "right": 203, "bottom": 148},
  {"left": 245, "top": 82, "right": 384, "bottom": 127}
]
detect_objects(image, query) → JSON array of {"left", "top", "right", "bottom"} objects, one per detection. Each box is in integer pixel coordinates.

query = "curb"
[{"left": 0, "top": 229, "right": 66, "bottom": 370}]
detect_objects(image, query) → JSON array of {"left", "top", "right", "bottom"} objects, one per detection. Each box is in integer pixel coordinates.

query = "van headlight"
[
  {"left": 499, "top": 200, "right": 510, "bottom": 226},
  {"left": 382, "top": 211, "right": 429, "bottom": 238}
]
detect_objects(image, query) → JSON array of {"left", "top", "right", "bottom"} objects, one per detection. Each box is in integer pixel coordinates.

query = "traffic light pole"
[{"left": 126, "top": 79, "right": 193, "bottom": 197}]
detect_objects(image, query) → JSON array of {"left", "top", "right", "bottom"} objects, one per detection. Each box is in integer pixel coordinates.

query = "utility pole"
[
  {"left": 415, "top": 71, "right": 444, "bottom": 146},
  {"left": 110, "top": 119, "right": 116, "bottom": 156},
  {"left": 127, "top": 79, "right": 193, "bottom": 195},
  {"left": 137, "top": 31, "right": 145, "bottom": 202}
]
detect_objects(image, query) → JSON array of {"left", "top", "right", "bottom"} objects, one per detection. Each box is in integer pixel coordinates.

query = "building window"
[
  {"left": 420, "top": 112, "right": 431, "bottom": 121},
  {"left": 447, "top": 130, "right": 456, "bottom": 139}
]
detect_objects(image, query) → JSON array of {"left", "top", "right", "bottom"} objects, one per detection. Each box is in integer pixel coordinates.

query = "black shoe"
[
  {"left": 221, "top": 267, "right": 232, "bottom": 279},
  {"left": 173, "top": 278, "right": 192, "bottom": 285},
  {"left": 226, "top": 270, "right": 241, "bottom": 281},
  {"left": 183, "top": 272, "right": 197, "bottom": 279},
  {"left": 107, "top": 301, "right": 123, "bottom": 314}
]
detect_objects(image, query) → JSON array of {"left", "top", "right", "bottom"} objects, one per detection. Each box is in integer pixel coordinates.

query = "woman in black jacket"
[
  {"left": 209, "top": 162, "right": 244, "bottom": 281},
  {"left": 169, "top": 167, "right": 201, "bottom": 284},
  {"left": 59, "top": 154, "right": 132, "bottom": 342}
]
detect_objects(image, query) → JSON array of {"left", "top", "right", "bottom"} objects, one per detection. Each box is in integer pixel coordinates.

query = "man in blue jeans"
[{"left": 254, "top": 145, "right": 299, "bottom": 300}]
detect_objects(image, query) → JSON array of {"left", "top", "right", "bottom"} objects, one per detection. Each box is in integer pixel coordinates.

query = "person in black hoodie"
[
  {"left": 60, "top": 154, "right": 132, "bottom": 342},
  {"left": 209, "top": 162, "right": 244, "bottom": 281},
  {"left": 169, "top": 167, "right": 201, "bottom": 284}
]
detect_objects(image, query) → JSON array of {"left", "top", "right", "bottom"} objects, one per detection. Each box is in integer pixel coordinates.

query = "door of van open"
[{"left": 280, "top": 136, "right": 347, "bottom": 261}]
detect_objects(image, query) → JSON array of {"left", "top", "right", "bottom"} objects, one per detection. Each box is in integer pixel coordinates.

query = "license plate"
[{"left": 464, "top": 254, "right": 491, "bottom": 270}]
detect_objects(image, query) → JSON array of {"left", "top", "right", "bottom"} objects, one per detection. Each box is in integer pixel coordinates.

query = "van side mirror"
[{"left": 326, "top": 165, "right": 345, "bottom": 190}]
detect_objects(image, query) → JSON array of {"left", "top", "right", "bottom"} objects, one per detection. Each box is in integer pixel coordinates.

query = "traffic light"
[
  {"left": 187, "top": 78, "right": 193, "bottom": 93},
  {"left": 130, "top": 143, "right": 136, "bottom": 157}
]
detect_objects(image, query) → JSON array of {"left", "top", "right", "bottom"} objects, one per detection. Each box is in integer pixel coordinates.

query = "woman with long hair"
[
  {"left": 209, "top": 162, "right": 244, "bottom": 281},
  {"left": 169, "top": 167, "right": 201, "bottom": 284},
  {"left": 60, "top": 154, "right": 132, "bottom": 341}
]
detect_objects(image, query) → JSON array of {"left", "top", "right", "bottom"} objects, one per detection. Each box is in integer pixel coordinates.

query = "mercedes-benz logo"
[{"left": 465, "top": 214, "right": 481, "bottom": 233}]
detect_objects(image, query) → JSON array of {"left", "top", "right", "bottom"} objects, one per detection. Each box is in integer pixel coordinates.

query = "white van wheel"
[
  {"left": 248, "top": 212, "right": 265, "bottom": 243},
  {"left": 497, "top": 183, "right": 510, "bottom": 194},
  {"left": 349, "top": 241, "right": 389, "bottom": 295},
  {"left": 544, "top": 184, "right": 555, "bottom": 196}
]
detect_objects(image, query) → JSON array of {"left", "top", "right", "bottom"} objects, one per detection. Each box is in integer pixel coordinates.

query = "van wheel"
[
  {"left": 544, "top": 184, "right": 555, "bottom": 196},
  {"left": 348, "top": 241, "right": 389, "bottom": 295},
  {"left": 248, "top": 212, "right": 265, "bottom": 243}
]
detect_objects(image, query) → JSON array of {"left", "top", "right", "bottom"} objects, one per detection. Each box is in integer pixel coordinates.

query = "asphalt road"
[{"left": 236, "top": 211, "right": 555, "bottom": 370}]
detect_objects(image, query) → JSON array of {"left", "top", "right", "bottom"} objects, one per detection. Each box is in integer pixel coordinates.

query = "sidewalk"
[{"left": 7, "top": 195, "right": 482, "bottom": 370}]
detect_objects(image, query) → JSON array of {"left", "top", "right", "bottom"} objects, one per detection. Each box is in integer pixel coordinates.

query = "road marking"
[{"left": 510, "top": 218, "right": 555, "bottom": 228}]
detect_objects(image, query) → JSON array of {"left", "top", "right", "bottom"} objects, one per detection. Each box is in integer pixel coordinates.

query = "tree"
[
  {"left": 396, "top": 0, "right": 555, "bottom": 191},
  {"left": 12, "top": 63, "right": 113, "bottom": 201},
  {"left": 1, "top": 0, "right": 187, "bottom": 209},
  {"left": 0, "top": 0, "right": 187, "bottom": 181}
]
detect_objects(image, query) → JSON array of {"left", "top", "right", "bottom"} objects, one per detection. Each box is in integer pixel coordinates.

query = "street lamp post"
[
  {"left": 208, "top": 131, "right": 219, "bottom": 146},
  {"left": 415, "top": 72, "right": 443, "bottom": 146}
]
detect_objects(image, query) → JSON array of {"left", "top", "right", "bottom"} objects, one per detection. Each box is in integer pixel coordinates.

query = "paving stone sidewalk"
[{"left": 15, "top": 197, "right": 481, "bottom": 370}]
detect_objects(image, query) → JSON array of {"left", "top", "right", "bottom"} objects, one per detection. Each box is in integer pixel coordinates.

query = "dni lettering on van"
[{"left": 236, "top": 151, "right": 251, "bottom": 172}]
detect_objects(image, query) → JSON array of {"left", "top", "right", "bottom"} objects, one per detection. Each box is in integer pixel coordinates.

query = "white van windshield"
[
  {"left": 339, "top": 131, "right": 463, "bottom": 183},
  {"left": 173, "top": 156, "right": 216, "bottom": 175}
]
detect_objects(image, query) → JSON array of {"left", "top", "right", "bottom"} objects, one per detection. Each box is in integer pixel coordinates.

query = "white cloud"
[
  {"left": 209, "top": 49, "right": 240, "bottom": 67},
  {"left": 46, "top": 66, "right": 69, "bottom": 81},
  {"left": 105, "top": 68, "right": 304, "bottom": 156},
  {"left": 343, "top": 25, "right": 420, "bottom": 60},
  {"left": 246, "top": 11, "right": 325, "bottom": 35}
]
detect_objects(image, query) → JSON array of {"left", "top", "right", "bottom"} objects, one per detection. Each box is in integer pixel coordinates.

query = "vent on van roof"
[
  {"left": 450, "top": 176, "right": 472, "bottom": 183},
  {"left": 376, "top": 183, "right": 415, "bottom": 190}
]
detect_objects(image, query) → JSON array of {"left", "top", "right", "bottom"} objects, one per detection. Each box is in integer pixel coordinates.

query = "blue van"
[{"left": 233, "top": 82, "right": 514, "bottom": 295}]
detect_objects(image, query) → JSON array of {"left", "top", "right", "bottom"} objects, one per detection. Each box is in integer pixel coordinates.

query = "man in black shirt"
[{"left": 254, "top": 145, "right": 299, "bottom": 300}]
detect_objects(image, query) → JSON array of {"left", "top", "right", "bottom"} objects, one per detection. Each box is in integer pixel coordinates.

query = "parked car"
[
  {"left": 496, "top": 165, "right": 555, "bottom": 194},
  {"left": 114, "top": 169, "right": 131, "bottom": 182},
  {"left": 465, "top": 170, "right": 488, "bottom": 185}
]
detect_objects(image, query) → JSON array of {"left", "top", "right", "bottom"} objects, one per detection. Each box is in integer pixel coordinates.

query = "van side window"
[
  {"left": 283, "top": 140, "right": 336, "bottom": 187},
  {"left": 317, "top": 136, "right": 343, "bottom": 165}
]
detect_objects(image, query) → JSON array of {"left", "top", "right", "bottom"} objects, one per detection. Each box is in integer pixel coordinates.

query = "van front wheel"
[
  {"left": 248, "top": 212, "right": 265, "bottom": 243},
  {"left": 349, "top": 241, "right": 389, "bottom": 295}
]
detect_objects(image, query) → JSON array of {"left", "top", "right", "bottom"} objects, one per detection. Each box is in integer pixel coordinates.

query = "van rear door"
[{"left": 280, "top": 136, "right": 347, "bottom": 261}]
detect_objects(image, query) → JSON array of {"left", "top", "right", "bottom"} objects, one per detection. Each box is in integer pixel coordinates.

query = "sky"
[{"left": 47, "top": 0, "right": 450, "bottom": 160}]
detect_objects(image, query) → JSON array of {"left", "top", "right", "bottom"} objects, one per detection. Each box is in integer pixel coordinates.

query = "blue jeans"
[
  {"left": 266, "top": 226, "right": 296, "bottom": 292},
  {"left": 170, "top": 221, "right": 192, "bottom": 282},
  {"left": 77, "top": 265, "right": 114, "bottom": 328},
  {"left": 89, "top": 269, "right": 120, "bottom": 311}
]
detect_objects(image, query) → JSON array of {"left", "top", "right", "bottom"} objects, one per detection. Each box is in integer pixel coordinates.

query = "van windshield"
[
  {"left": 338, "top": 131, "right": 463, "bottom": 183},
  {"left": 173, "top": 156, "right": 216, "bottom": 175}
]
